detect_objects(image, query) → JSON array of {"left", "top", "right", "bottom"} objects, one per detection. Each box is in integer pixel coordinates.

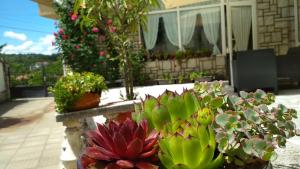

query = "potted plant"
[
  {"left": 78, "top": 82, "right": 298, "bottom": 169},
  {"left": 189, "top": 71, "right": 213, "bottom": 82},
  {"left": 134, "top": 82, "right": 298, "bottom": 169},
  {"left": 49, "top": 72, "right": 107, "bottom": 113},
  {"left": 199, "top": 48, "right": 213, "bottom": 57}
]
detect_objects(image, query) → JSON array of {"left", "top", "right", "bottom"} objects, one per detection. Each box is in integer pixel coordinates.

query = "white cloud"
[
  {"left": 2, "top": 34, "right": 57, "bottom": 55},
  {"left": 3, "top": 31, "right": 27, "bottom": 41}
]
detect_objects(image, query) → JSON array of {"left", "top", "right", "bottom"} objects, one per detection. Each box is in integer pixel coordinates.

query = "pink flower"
[
  {"left": 106, "top": 19, "right": 113, "bottom": 26},
  {"left": 99, "top": 35, "right": 106, "bottom": 42},
  {"left": 62, "top": 35, "right": 68, "bottom": 40},
  {"left": 58, "top": 29, "right": 64, "bottom": 35},
  {"left": 92, "top": 27, "right": 99, "bottom": 33},
  {"left": 53, "top": 32, "right": 58, "bottom": 37},
  {"left": 109, "top": 26, "right": 116, "bottom": 33},
  {"left": 71, "top": 14, "right": 78, "bottom": 21},
  {"left": 75, "top": 45, "right": 80, "bottom": 49},
  {"left": 51, "top": 41, "right": 55, "bottom": 46},
  {"left": 99, "top": 51, "right": 106, "bottom": 56}
]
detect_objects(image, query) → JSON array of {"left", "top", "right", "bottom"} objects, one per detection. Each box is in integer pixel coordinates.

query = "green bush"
[{"left": 49, "top": 72, "right": 107, "bottom": 113}]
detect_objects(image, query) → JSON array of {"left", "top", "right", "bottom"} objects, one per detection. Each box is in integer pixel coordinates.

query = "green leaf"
[
  {"left": 239, "top": 91, "right": 248, "bottom": 99},
  {"left": 262, "top": 151, "right": 277, "bottom": 161},
  {"left": 216, "top": 114, "right": 230, "bottom": 127},
  {"left": 218, "top": 137, "right": 229, "bottom": 153},
  {"left": 211, "top": 97, "right": 223, "bottom": 108},
  {"left": 243, "top": 109, "right": 261, "bottom": 124},
  {"left": 183, "top": 138, "right": 202, "bottom": 168}
]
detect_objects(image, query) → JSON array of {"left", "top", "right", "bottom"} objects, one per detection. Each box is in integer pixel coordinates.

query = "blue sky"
[{"left": 0, "top": 0, "right": 57, "bottom": 55}]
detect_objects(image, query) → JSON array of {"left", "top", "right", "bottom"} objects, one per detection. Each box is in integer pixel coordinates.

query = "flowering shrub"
[
  {"left": 53, "top": 0, "right": 120, "bottom": 81},
  {"left": 73, "top": 0, "right": 159, "bottom": 99}
]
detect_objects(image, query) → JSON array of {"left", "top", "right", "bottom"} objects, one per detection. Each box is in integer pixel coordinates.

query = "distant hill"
[{"left": 0, "top": 53, "right": 63, "bottom": 87}]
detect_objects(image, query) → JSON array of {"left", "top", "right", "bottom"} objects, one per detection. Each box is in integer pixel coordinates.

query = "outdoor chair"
[
  {"left": 232, "top": 49, "right": 278, "bottom": 93},
  {"left": 277, "top": 47, "right": 300, "bottom": 84}
]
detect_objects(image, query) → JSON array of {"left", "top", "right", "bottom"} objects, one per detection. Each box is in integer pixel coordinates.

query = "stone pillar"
[{"left": 60, "top": 119, "right": 84, "bottom": 169}]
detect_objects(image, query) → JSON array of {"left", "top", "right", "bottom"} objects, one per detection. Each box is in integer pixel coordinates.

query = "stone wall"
[
  {"left": 257, "top": 0, "right": 296, "bottom": 55},
  {"left": 142, "top": 56, "right": 226, "bottom": 80}
]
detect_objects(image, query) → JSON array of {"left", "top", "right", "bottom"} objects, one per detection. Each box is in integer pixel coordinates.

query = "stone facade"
[
  {"left": 142, "top": 56, "right": 226, "bottom": 80},
  {"left": 141, "top": 0, "right": 300, "bottom": 80},
  {"left": 257, "top": 0, "right": 297, "bottom": 55}
]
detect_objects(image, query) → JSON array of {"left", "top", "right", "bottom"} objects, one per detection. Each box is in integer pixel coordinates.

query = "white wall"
[{"left": 0, "top": 62, "right": 6, "bottom": 92}]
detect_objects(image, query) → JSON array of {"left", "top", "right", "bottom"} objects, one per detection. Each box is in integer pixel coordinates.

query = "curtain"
[
  {"left": 200, "top": 7, "right": 221, "bottom": 54},
  {"left": 142, "top": 14, "right": 160, "bottom": 50},
  {"left": 162, "top": 12, "right": 179, "bottom": 47},
  {"left": 232, "top": 6, "right": 252, "bottom": 51},
  {"left": 180, "top": 10, "right": 197, "bottom": 46}
]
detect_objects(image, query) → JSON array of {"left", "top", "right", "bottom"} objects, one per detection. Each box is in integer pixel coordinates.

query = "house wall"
[
  {"left": 257, "top": 0, "right": 296, "bottom": 55},
  {"left": 142, "top": 56, "right": 226, "bottom": 80},
  {"left": 0, "top": 61, "right": 10, "bottom": 103},
  {"left": 299, "top": 0, "right": 300, "bottom": 43}
]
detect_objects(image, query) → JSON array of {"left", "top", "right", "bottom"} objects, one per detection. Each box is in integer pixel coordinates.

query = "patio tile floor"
[{"left": 0, "top": 98, "right": 64, "bottom": 169}]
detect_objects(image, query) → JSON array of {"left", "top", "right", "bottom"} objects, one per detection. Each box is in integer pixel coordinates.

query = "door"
[
  {"left": 226, "top": 0, "right": 257, "bottom": 88},
  {"left": 227, "top": 0, "right": 257, "bottom": 53}
]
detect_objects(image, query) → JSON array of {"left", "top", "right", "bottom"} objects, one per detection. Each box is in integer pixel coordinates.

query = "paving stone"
[
  {"left": 0, "top": 162, "right": 8, "bottom": 169},
  {"left": 0, "top": 143, "right": 21, "bottom": 151},
  {"left": 5, "top": 159, "right": 39, "bottom": 169},
  {"left": 37, "top": 164, "right": 60, "bottom": 169},
  {"left": 38, "top": 156, "right": 60, "bottom": 167},
  {"left": 41, "top": 148, "right": 61, "bottom": 158},
  {"left": 14, "top": 147, "right": 43, "bottom": 156},
  {"left": 0, "top": 150, "right": 17, "bottom": 162},
  {"left": 12, "top": 151, "right": 42, "bottom": 161},
  {"left": 22, "top": 140, "right": 46, "bottom": 148}
]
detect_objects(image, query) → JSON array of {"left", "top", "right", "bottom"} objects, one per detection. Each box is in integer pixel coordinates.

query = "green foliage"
[
  {"left": 2, "top": 54, "right": 63, "bottom": 87},
  {"left": 194, "top": 82, "right": 298, "bottom": 166},
  {"left": 73, "top": 0, "right": 159, "bottom": 99},
  {"left": 49, "top": 72, "right": 107, "bottom": 113},
  {"left": 137, "top": 90, "right": 223, "bottom": 169},
  {"left": 159, "top": 117, "right": 224, "bottom": 169},
  {"left": 135, "top": 81, "right": 298, "bottom": 168},
  {"left": 54, "top": 0, "right": 120, "bottom": 81},
  {"left": 189, "top": 71, "right": 211, "bottom": 81}
]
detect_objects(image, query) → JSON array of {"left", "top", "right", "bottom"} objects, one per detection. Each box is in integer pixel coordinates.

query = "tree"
[
  {"left": 0, "top": 44, "right": 6, "bottom": 61},
  {"left": 73, "top": 0, "right": 158, "bottom": 99}
]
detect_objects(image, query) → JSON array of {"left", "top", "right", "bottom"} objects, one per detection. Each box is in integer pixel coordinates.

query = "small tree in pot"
[{"left": 73, "top": 0, "right": 159, "bottom": 100}]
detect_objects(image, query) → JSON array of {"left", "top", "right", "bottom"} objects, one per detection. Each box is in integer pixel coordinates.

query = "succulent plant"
[
  {"left": 159, "top": 113, "right": 224, "bottom": 169},
  {"left": 138, "top": 89, "right": 224, "bottom": 169},
  {"left": 141, "top": 90, "right": 196, "bottom": 130},
  {"left": 80, "top": 119, "right": 159, "bottom": 169},
  {"left": 194, "top": 82, "right": 298, "bottom": 166}
]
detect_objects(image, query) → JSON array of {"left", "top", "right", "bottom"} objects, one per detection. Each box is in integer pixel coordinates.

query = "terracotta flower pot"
[{"left": 70, "top": 93, "right": 100, "bottom": 111}]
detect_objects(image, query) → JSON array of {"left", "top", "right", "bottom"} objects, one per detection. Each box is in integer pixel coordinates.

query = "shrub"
[{"left": 49, "top": 72, "right": 107, "bottom": 113}]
